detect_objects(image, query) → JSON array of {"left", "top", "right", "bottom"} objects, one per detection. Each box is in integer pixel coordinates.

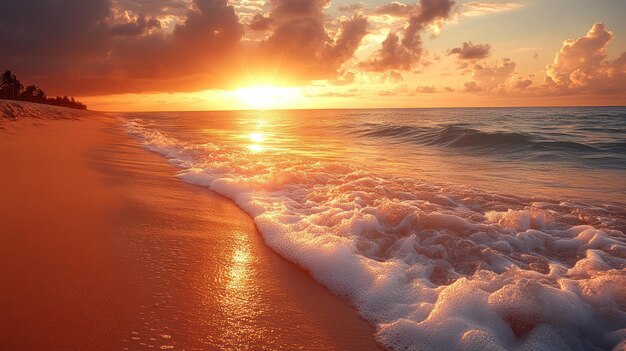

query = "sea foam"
[{"left": 125, "top": 119, "right": 626, "bottom": 351}]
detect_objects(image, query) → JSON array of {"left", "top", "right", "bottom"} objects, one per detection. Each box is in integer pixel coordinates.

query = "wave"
[
  {"left": 125, "top": 118, "right": 626, "bottom": 351},
  {"left": 355, "top": 123, "right": 626, "bottom": 155}
]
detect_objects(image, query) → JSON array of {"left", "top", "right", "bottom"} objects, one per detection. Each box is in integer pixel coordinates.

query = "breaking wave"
[{"left": 125, "top": 118, "right": 626, "bottom": 351}]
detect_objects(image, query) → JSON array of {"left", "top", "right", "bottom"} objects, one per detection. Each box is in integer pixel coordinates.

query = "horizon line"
[{"left": 92, "top": 104, "right": 626, "bottom": 113}]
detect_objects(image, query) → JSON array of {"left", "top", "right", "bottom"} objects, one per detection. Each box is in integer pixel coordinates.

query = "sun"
[{"left": 233, "top": 85, "right": 301, "bottom": 110}]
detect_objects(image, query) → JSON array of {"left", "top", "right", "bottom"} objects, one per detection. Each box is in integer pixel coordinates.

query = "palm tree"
[{"left": 0, "top": 70, "right": 23, "bottom": 99}]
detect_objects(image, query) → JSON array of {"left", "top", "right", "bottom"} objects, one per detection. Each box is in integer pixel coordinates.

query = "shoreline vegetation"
[{"left": 0, "top": 70, "right": 87, "bottom": 110}]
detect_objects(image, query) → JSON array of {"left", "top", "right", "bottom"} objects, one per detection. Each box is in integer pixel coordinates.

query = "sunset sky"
[{"left": 1, "top": 0, "right": 625, "bottom": 111}]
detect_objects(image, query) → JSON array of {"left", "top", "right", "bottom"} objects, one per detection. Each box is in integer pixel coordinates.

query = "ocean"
[{"left": 122, "top": 107, "right": 626, "bottom": 350}]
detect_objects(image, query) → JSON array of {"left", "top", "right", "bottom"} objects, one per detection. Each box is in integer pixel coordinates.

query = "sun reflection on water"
[
  {"left": 244, "top": 119, "right": 271, "bottom": 152},
  {"left": 247, "top": 132, "right": 266, "bottom": 152},
  {"left": 249, "top": 132, "right": 265, "bottom": 143}
]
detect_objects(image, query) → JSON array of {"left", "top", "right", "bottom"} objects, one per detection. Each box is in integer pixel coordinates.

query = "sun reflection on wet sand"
[
  {"left": 215, "top": 231, "right": 273, "bottom": 348},
  {"left": 228, "top": 247, "right": 251, "bottom": 288}
]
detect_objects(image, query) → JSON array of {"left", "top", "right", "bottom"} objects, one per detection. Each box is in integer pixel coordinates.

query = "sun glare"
[
  {"left": 234, "top": 86, "right": 301, "bottom": 110},
  {"left": 249, "top": 132, "right": 265, "bottom": 143}
]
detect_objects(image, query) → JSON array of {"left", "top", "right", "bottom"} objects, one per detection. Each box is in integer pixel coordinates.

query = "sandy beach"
[{"left": 0, "top": 101, "right": 383, "bottom": 351}]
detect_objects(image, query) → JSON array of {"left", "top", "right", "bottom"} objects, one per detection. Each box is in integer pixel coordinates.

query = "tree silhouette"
[
  {"left": 0, "top": 70, "right": 87, "bottom": 109},
  {"left": 1, "top": 70, "right": 23, "bottom": 99}
]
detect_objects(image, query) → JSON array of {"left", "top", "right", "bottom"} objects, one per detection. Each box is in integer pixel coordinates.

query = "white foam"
[{"left": 125, "top": 119, "right": 626, "bottom": 350}]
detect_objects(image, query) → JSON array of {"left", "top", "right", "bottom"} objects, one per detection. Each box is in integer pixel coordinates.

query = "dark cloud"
[
  {"left": 256, "top": 0, "right": 369, "bottom": 82},
  {"left": 0, "top": 0, "right": 112, "bottom": 60},
  {"left": 249, "top": 14, "right": 274, "bottom": 31},
  {"left": 0, "top": 0, "right": 244, "bottom": 95},
  {"left": 0, "top": 0, "right": 373, "bottom": 95},
  {"left": 270, "top": 0, "right": 329, "bottom": 20},
  {"left": 323, "top": 16, "right": 369, "bottom": 69},
  {"left": 449, "top": 41, "right": 491, "bottom": 60},
  {"left": 360, "top": 0, "right": 455, "bottom": 72},
  {"left": 110, "top": 15, "right": 161, "bottom": 37},
  {"left": 114, "top": 0, "right": 192, "bottom": 18},
  {"left": 0, "top": 0, "right": 458, "bottom": 96}
]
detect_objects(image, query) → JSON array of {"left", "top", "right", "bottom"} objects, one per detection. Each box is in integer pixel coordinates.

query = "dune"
[{"left": 0, "top": 100, "right": 383, "bottom": 351}]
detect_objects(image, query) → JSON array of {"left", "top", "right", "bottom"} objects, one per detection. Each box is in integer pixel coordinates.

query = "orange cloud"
[
  {"left": 457, "top": 1, "right": 523, "bottom": 17},
  {"left": 545, "top": 23, "right": 626, "bottom": 95},
  {"left": 415, "top": 85, "right": 437, "bottom": 93},
  {"left": 372, "top": 2, "right": 417, "bottom": 17},
  {"left": 449, "top": 42, "right": 491, "bottom": 60},
  {"left": 0, "top": 0, "right": 244, "bottom": 95},
  {"left": 463, "top": 58, "right": 516, "bottom": 92},
  {"left": 458, "top": 23, "right": 626, "bottom": 100},
  {"left": 257, "top": 4, "right": 369, "bottom": 82},
  {"left": 0, "top": 0, "right": 369, "bottom": 95},
  {"left": 359, "top": 0, "right": 455, "bottom": 72}
]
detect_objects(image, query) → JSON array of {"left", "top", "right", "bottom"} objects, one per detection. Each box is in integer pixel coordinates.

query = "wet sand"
[{"left": 0, "top": 105, "right": 383, "bottom": 350}]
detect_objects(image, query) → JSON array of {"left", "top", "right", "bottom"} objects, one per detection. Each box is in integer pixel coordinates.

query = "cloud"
[
  {"left": 249, "top": 14, "right": 273, "bottom": 31},
  {"left": 328, "top": 71, "right": 356, "bottom": 85},
  {"left": 258, "top": 5, "right": 369, "bottom": 81},
  {"left": 449, "top": 42, "right": 491, "bottom": 60},
  {"left": 513, "top": 78, "right": 532, "bottom": 90},
  {"left": 458, "top": 23, "right": 626, "bottom": 99},
  {"left": 373, "top": 2, "right": 416, "bottom": 17},
  {"left": 304, "top": 88, "right": 361, "bottom": 97},
  {"left": 544, "top": 22, "right": 626, "bottom": 95},
  {"left": 324, "top": 16, "right": 370, "bottom": 69},
  {"left": 0, "top": 0, "right": 370, "bottom": 95},
  {"left": 463, "top": 58, "right": 516, "bottom": 92},
  {"left": 378, "top": 89, "right": 398, "bottom": 96},
  {"left": 360, "top": 0, "right": 455, "bottom": 72},
  {"left": 114, "top": 0, "right": 193, "bottom": 19},
  {"left": 0, "top": 0, "right": 244, "bottom": 95},
  {"left": 110, "top": 15, "right": 162, "bottom": 37},
  {"left": 380, "top": 71, "right": 404, "bottom": 83},
  {"left": 463, "top": 81, "right": 481, "bottom": 92},
  {"left": 339, "top": 3, "right": 364, "bottom": 13},
  {"left": 457, "top": 1, "right": 522, "bottom": 17},
  {"left": 415, "top": 85, "right": 436, "bottom": 93}
]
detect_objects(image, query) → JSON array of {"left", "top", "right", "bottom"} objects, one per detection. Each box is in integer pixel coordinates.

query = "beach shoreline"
[{"left": 0, "top": 102, "right": 383, "bottom": 350}]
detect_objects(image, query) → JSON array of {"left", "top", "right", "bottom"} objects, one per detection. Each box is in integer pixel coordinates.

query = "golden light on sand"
[{"left": 234, "top": 86, "right": 301, "bottom": 110}]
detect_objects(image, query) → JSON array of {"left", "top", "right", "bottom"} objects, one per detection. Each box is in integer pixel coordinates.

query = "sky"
[{"left": 1, "top": 0, "right": 625, "bottom": 111}]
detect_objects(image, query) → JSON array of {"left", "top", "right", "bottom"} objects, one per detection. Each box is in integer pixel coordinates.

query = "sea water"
[{"left": 123, "top": 107, "right": 626, "bottom": 350}]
